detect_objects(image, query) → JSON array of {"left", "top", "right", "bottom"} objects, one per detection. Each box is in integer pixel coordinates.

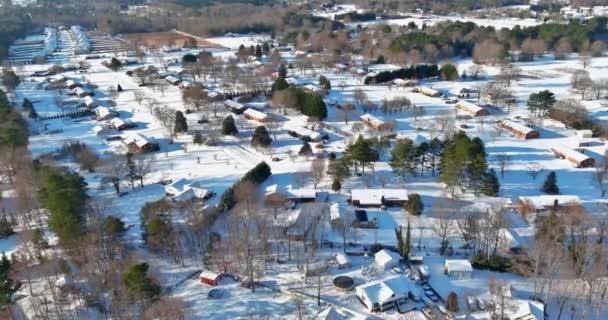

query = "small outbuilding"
[
  {"left": 335, "top": 253, "right": 351, "bottom": 269},
  {"left": 375, "top": 249, "right": 401, "bottom": 270},
  {"left": 444, "top": 259, "right": 473, "bottom": 279},
  {"left": 199, "top": 270, "right": 221, "bottom": 286}
]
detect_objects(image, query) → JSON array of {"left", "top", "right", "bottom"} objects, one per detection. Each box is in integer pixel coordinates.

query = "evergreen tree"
[
  {"left": 440, "top": 63, "right": 459, "bottom": 81},
  {"left": 31, "top": 228, "right": 49, "bottom": 251},
  {"left": 390, "top": 139, "right": 418, "bottom": 179},
  {"left": 298, "top": 141, "right": 313, "bottom": 155},
  {"left": 174, "top": 111, "right": 188, "bottom": 134},
  {"left": 271, "top": 77, "right": 289, "bottom": 92},
  {"left": 395, "top": 226, "right": 405, "bottom": 258},
  {"left": 22, "top": 98, "right": 33, "bottom": 114},
  {"left": 38, "top": 168, "right": 87, "bottom": 246},
  {"left": 117, "top": 84, "right": 123, "bottom": 92},
  {"left": 541, "top": 171, "right": 560, "bottom": 195},
  {"left": 104, "top": 216, "right": 125, "bottom": 236},
  {"left": 255, "top": 45, "right": 262, "bottom": 59},
  {"left": 0, "top": 252, "right": 15, "bottom": 306},
  {"left": 108, "top": 57, "right": 123, "bottom": 71},
  {"left": 278, "top": 64, "right": 287, "bottom": 79},
  {"left": 193, "top": 132, "right": 204, "bottom": 144},
  {"left": 222, "top": 115, "right": 238, "bottom": 135},
  {"left": 182, "top": 53, "right": 197, "bottom": 63},
  {"left": 527, "top": 90, "right": 556, "bottom": 117},
  {"left": 405, "top": 193, "right": 423, "bottom": 215},
  {"left": 262, "top": 42, "right": 270, "bottom": 55},
  {"left": 446, "top": 292, "right": 459, "bottom": 312},
  {"left": 0, "top": 216, "right": 13, "bottom": 238},
  {"left": 327, "top": 158, "right": 351, "bottom": 184},
  {"left": 121, "top": 263, "right": 161, "bottom": 304},
  {"left": 346, "top": 136, "right": 378, "bottom": 174},
  {"left": 302, "top": 94, "right": 327, "bottom": 119},
  {"left": 481, "top": 169, "right": 500, "bottom": 196},
  {"left": 319, "top": 75, "right": 331, "bottom": 90},
  {"left": 404, "top": 221, "right": 411, "bottom": 259},
  {"left": 251, "top": 126, "right": 272, "bottom": 148},
  {"left": 331, "top": 179, "right": 341, "bottom": 192}
]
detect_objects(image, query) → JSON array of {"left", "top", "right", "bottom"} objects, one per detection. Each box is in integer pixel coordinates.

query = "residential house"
[
  {"left": 109, "top": 118, "right": 136, "bottom": 131},
  {"left": 500, "top": 120, "right": 539, "bottom": 139},
  {"left": 122, "top": 134, "right": 159, "bottom": 153},
  {"left": 224, "top": 99, "right": 248, "bottom": 114},
  {"left": 355, "top": 275, "right": 412, "bottom": 312},
  {"left": 94, "top": 106, "right": 118, "bottom": 121},
  {"left": 360, "top": 114, "right": 392, "bottom": 131},
  {"left": 350, "top": 189, "right": 408, "bottom": 207},
  {"left": 456, "top": 100, "right": 487, "bottom": 116},
  {"left": 165, "top": 178, "right": 211, "bottom": 202},
  {"left": 243, "top": 108, "right": 270, "bottom": 123},
  {"left": 414, "top": 86, "right": 441, "bottom": 97},
  {"left": 549, "top": 144, "right": 594, "bottom": 168}
]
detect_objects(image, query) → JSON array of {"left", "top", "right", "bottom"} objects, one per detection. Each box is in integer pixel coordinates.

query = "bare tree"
[
  {"left": 431, "top": 197, "right": 457, "bottom": 255},
  {"left": 133, "top": 90, "right": 146, "bottom": 106},
  {"left": 310, "top": 158, "right": 325, "bottom": 189},
  {"left": 337, "top": 103, "right": 356, "bottom": 125},
  {"left": 571, "top": 69, "right": 593, "bottom": 100},
  {"left": 99, "top": 154, "right": 127, "bottom": 194},
  {"left": 467, "top": 64, "right": 485, "bottom": 80},
  {"left": 526, "top": 162, "right": 544, "bottom": 180},
  {"left": 154, "top": 107, "right": 177, "bottom": 143},
  {"left": 495, "top": 153, "right": 511, "bottom": 178},
  {"left": 133, "top": 155, "right": 153, "bottom": 188}
]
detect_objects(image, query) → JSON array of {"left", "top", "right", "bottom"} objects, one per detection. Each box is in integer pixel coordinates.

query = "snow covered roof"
[
  {"left": 243, "top": 108, "right": 269, "bottom": 121},
  {"left": 166, "top": 178, "right": 209, "bottom": 201},
  {"left": 95, "top": 106, "right": 111, "bottom": 118},
  {"left": 360, "top": 113, "right": 385, "bottom": 127},
  {"left": 224, "top": 99, "right": 245, "bottom": 109},
  {"left": 316, "top": 306, "right": 344, "bottom": 320},
  {"left": 356, "top": 275, "right": 411, "bottom": 306},
  {"left": 110, "top": 117, "right": 127, "bottom": 127},
  {"left": 165, "top": 75, "right": 180, "bottom": 84},
  {"left": 330, "top": 203, "right": 341, "bottom": 221},
  {"left": 285, "top": 124, "right": 326, "bottom": 141},
  {"left": 576, "top": 129, "right": 593, "bottom": 138},
  {"left": 550, "top": 144, "right": 591, "bottom": 163},
  {"left": 351, "top": 189, "right": 408, "bottom": 206},
  {"left": 123, "top": 134, "right": 150, "bottom": 147},
  {"left": 519, "top": 195, "right": 581, "bottom": 208},
  {"left": 83, "top": 95, "right": 96, "bottom": 106},
  {"left": 335, "top": 253, "right": 350, "bottom": 266},
  {"left": 501, "top": 120, "right": 535, "bottom": 135},
  {"left": 416, "top": 86, "right": 440, "bottom": 96},
  {"left": 402, "top": 310, "right": 428, "bottom": 320},
  {"left": 199, "top": 270, "right": 221, "bottom": 280},
  {"left": 444, "top": 259, "right": 473, "bottom": 273},
  {"left": 65, "top": 79, "right": 78, "bottom": 87},
  {"left": 456, "top": 100, "right": 485, "bottom": 114},
  {"left": 266, "top": 184, "right": 317, "bottom": 200},
  {"left": 374, "top": 249, "right": 400, "bottom": 267},
  {"left": 471, "top": 289, "right": 544, "bottom": 320}
]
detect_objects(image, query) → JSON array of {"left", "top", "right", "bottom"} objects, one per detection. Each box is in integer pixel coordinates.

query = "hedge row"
[
  {"left": 364, "top": 64, "right": 439, "bottom": 85},
  {"left": 217, "top": 161, "right": 272, "bottom": 211}
]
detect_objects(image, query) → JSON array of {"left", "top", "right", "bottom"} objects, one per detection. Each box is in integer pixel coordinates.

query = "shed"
[
  {"left": 199, "top": 270, "right": 221, "bottom": 286},
  {"left": 335, "top": 253, "right": 351, "bottom": 269},
  {"left": 444, "top": 259, "right": 473, "bottom": 279},
  {"left": 375, "top": 249, "right": 400, "bottom": 270}
]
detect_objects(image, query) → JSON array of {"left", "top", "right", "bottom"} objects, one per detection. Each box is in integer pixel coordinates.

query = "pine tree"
[
  {"left": 251, "top": 126, "right": 272, "bottom": 148},
  {"left": 319, "top": 75, "right": 331, "bottom": 90},
  {"left": 406, "top": 193, "right": 423, "bottom": 215},
  {"left": 527, "top": 90, "right": 556, "bottom": 117},
  {"left": 255, "top": 45, "right": 262, "bottom": 59},
  {"left": 404, "top": 221, "right": 411, "bottom": 259},
  {"left": 395, "top": 226, "right": 405, "bottom": 258},
  {"left": 346, "top": 136, "right": 378, "bottom": 174},
  {"left": 302, "top": 94, "right": 327, "bottom": 119},
  {"left": 193, "top": 132, "right": 204, "bottom": 144},
  {"left": 481, "top": 169, "right": 500, "bottom": 196},
  {"left": 541, "top": 171, "right": 560, "bottom": 195},
  {"left": 117, "top": 84, "right": 123, "bottom": 92},
  {"left": 299, "top": 142, "right": 312, "bottom": 155},
  {"left": 0, "top": 252, "right": 14, "bottom": 306},
  {"left": 331, "top": 179, "right": 341, "bottom": 192},
  {"left": 222, "top": 115, "right": 238, "bottom": 135},
  {"left": 108, "top": 57, "right": 123, "bottom": 71},
  {"left": 174, "top": 111, "right": 188, "bottom": 134},
  {"left": 22, "top": 98, "right": 33, "bottom": 114},
  {"left": 0, "top": 216, "right": 13, "bottom": 238},
  {"left": 278, "top": 64, "right": 287, "bottom": 79},
  {"left": 390, "top": 139, "right": 418, "bottom": 179},
  {"left": 121, "top": 263, "right": 161, "bottom": 303},
  {"left": 271, "top": 78, "right": 289, "bottom": 92}
]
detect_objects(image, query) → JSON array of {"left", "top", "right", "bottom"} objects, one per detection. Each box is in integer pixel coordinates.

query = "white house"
[
  {"left": 375, "top": 249, "right": 401, "bottom": 270},
  {"left": 265, "top": 184, "right": 317, "bottom": 202},
  {"left": 355, "top": 275, "right": 411, "bottom": 312},
  {"left": 444, "top": 259, "right": 473, "bottom": 279},
  {"left": 468, "top": 286, "right": 545, "bottom": 320},
  {"left": 576, "top": 129, "right": 593, "bottom": 139},
  {"left": 164, "top": 178, "right": 210, "bottom": 201},
  {"left": 350, "top": 189, "right": 408, "bottom": 207}
]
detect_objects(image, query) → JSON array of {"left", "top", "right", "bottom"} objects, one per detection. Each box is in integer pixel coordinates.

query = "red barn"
[{"left": 199, "top": 270, "right": 221, "bottom": 286}]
